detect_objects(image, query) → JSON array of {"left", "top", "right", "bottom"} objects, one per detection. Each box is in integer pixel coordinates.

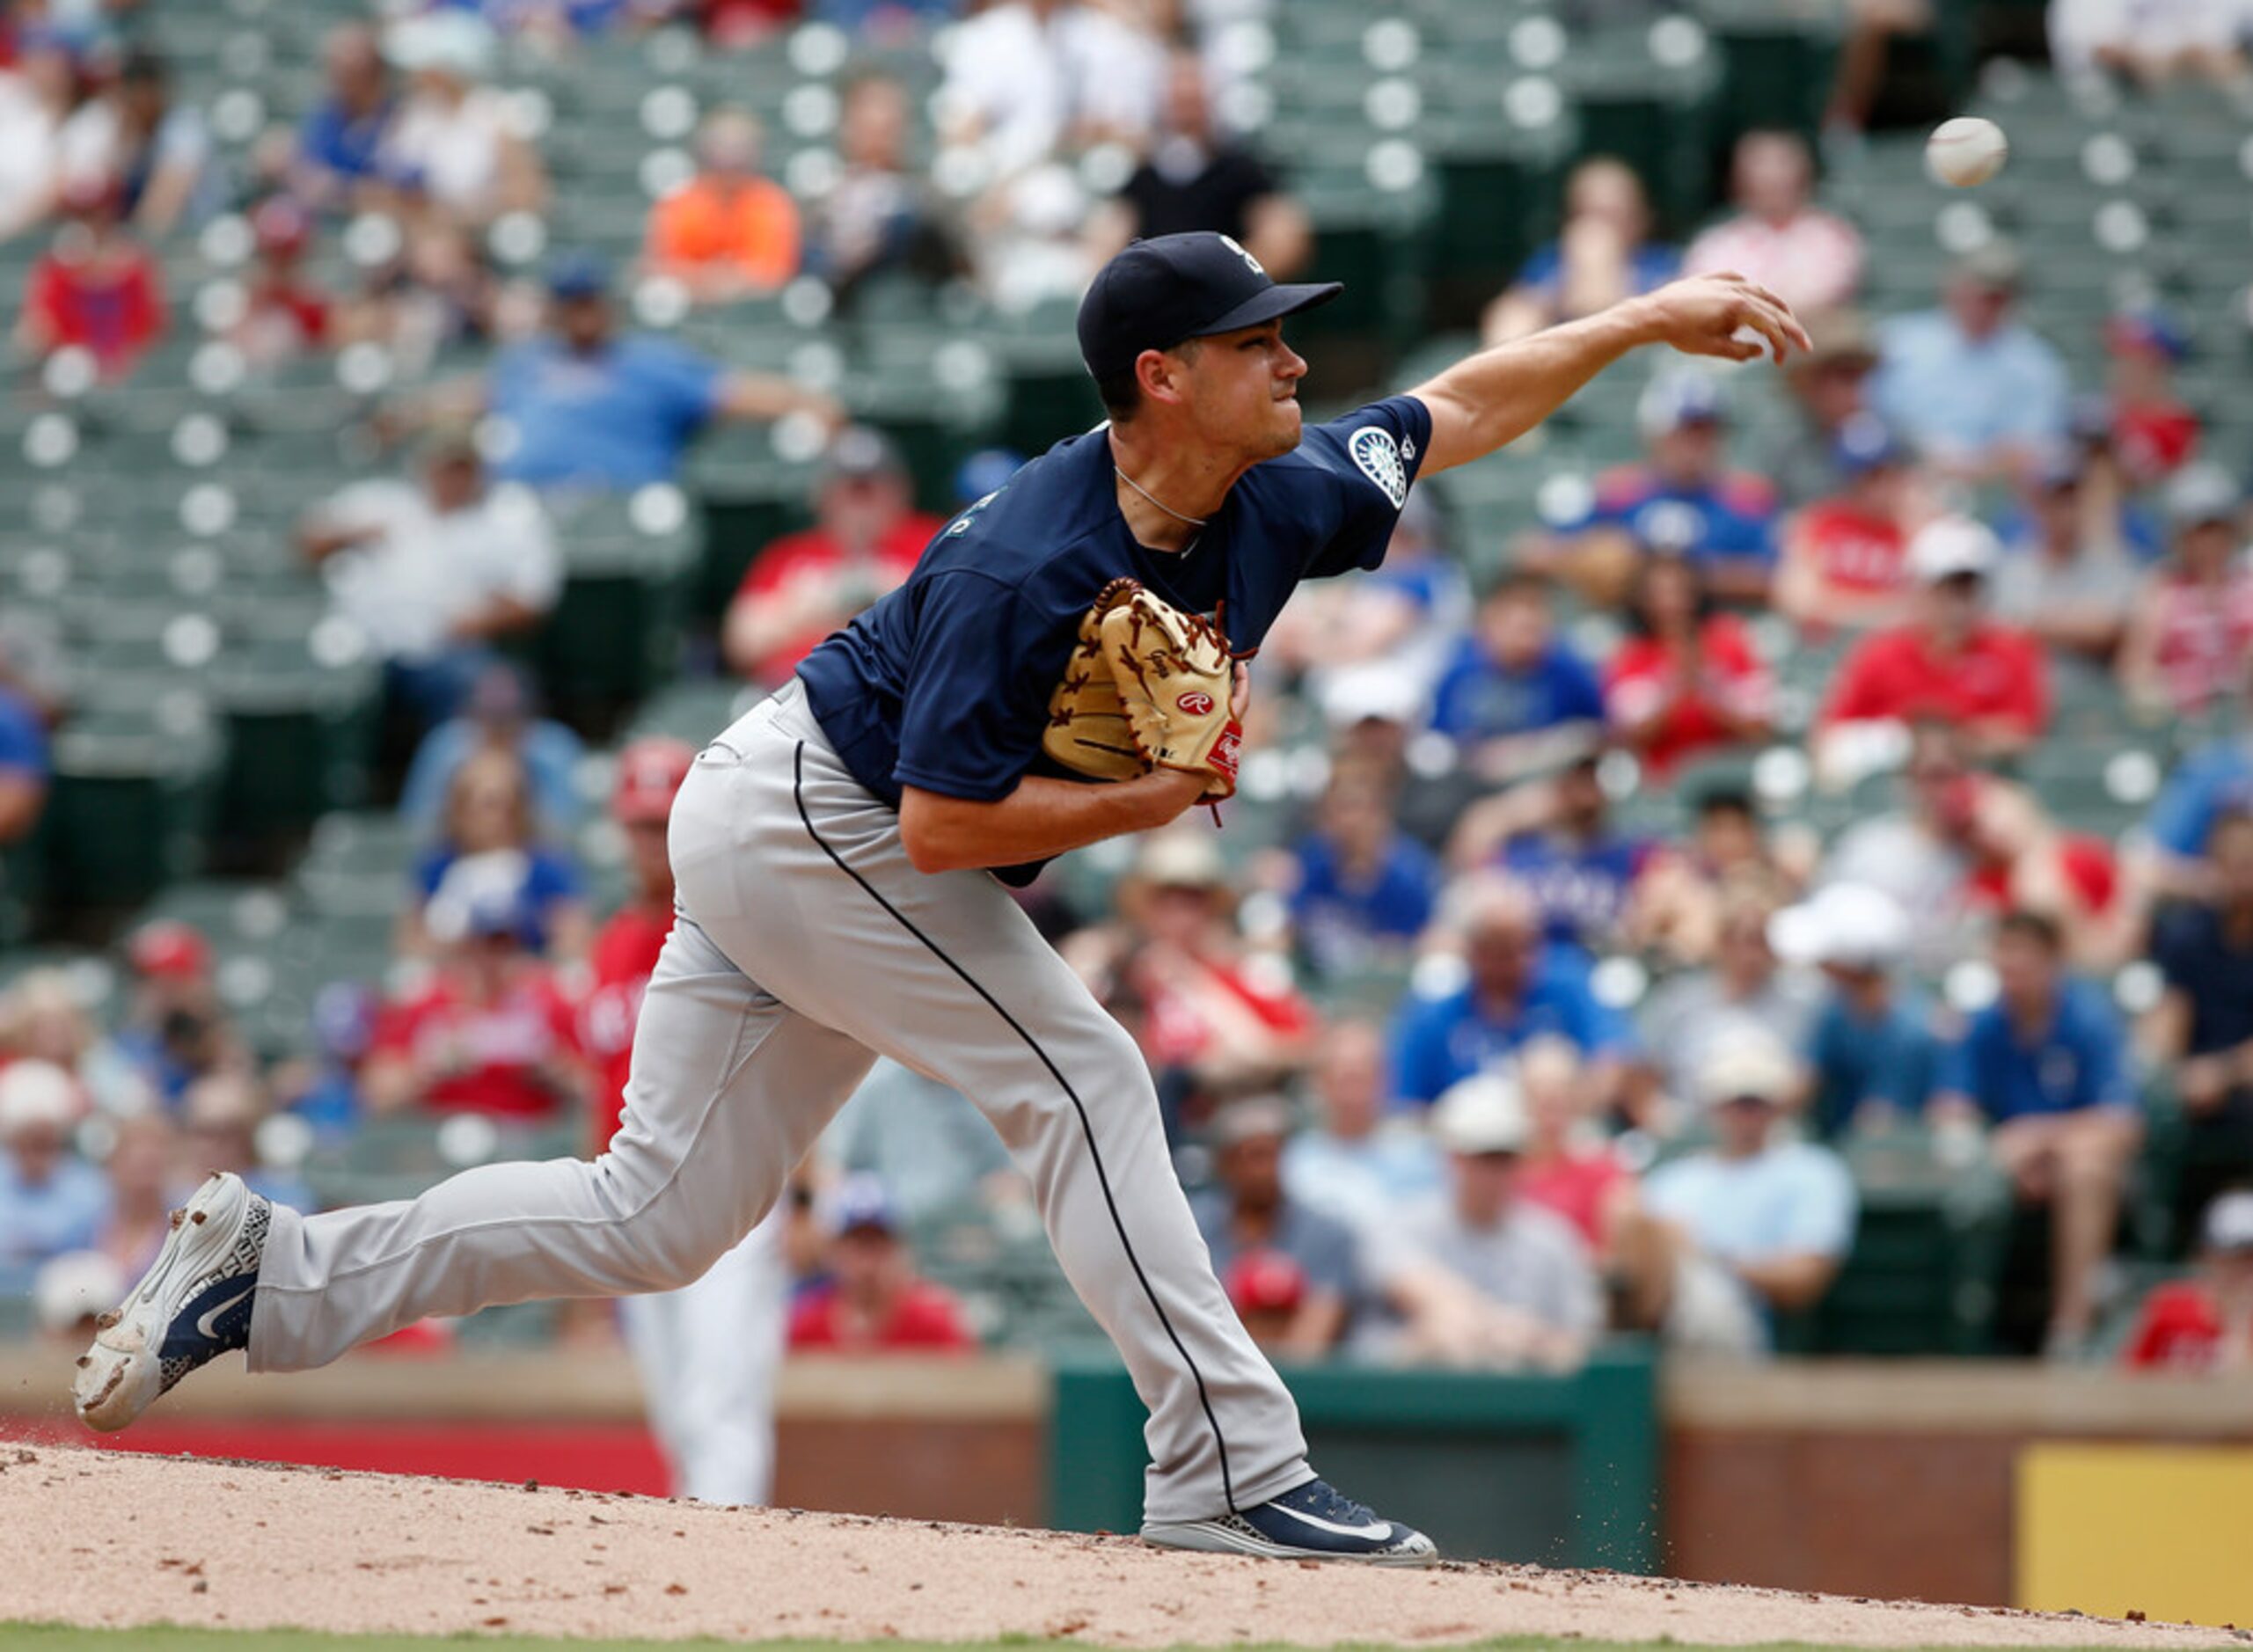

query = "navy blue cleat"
[
  {"left": 73, "top": 1173, "right": 270, "bottom": 1432},
  {"left": 1143, "top": 1478, "right": 1438, "bottom": 1565}
]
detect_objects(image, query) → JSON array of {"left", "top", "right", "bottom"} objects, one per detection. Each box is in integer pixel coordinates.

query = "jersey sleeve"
[
  {"left": 892, "top": 571, "right": 1058, "bottom": 802},
  {"left": 1286, "top": 395, "right": 1437, "bottom": 579}
]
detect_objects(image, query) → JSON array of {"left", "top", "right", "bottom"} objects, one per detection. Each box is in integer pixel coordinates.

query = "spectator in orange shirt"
[
  {"left": 1818, "top": 516, "right": 2048, "bottom": 775},
  {"left": 2123, "top": 1190, "right": 2253, "bottom": 1373},
  {"left": 645, "top": 107, "right": 800, "bottom": 304},
  {"left": 786, "top": 1175, "right": 976, "bottom": 1353},
  {"left": 723, "top": 426, "right": 943, "bottom": 685},
  {"left": 17, "top": 174, "right": 165, "bottom": 381},
  {"left": 1776, "top": 413, "right": 1920, "bottom": 637}
]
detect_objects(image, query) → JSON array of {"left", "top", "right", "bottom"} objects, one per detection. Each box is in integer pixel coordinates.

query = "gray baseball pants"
[{"left": 247, "top": 682, "right": 1313, "bottom": 1524}]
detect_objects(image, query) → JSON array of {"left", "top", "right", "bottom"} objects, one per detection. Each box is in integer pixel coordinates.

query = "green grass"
[{"left": 0, "top": 1633, "right": 2171, "bottom": 1652}]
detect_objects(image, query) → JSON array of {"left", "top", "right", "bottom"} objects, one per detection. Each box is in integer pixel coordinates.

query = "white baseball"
[{"left": 1926, "top": 116, "right": 2008, "bottom": 187}]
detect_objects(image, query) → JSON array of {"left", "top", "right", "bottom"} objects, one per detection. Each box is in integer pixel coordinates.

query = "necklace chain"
[{"left": 1114, "top": 465, "right": 1208, "bottom": 528}]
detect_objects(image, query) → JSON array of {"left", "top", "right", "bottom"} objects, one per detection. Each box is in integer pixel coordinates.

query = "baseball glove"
[
  {"left": 1100, "top": 585, "right": 1243, "bottom": 800},
  {"left": 1042, "top": 578, "right": 1147, "bottom": 784}
]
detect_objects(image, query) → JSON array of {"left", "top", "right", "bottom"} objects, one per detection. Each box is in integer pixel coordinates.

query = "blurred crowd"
[{"left": 4, "top": 0, "right": 2253, "bottom": 1378}]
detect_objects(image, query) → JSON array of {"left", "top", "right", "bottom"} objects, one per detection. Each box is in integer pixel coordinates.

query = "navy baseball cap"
[
  {"left": 1833, "top": 413, "right": 1907, "bottom": 476},
  {"left": 1076, "top": 232, "right": 1341, "bottom": 384},
  {"left": 545, "top": 252, "right": 611, "bottom": 301}
]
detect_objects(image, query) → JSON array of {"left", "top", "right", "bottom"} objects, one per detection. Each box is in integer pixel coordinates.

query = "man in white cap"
[
  {"left": 1366, "top": 1071, "right": 1602, "bottom": 1371},
  {"left": 1818, "top": 515, "right": 2049, "bottom": 771},
  {"left": 1615, "top": 1031, "right": 1856, "bottom": 1355},
  {"left": 1771, "top": 882, "right": 1941, "bottom": 1138},
  {"left": 0, "top": 1062, "right": 107, "bottom": 1280}
]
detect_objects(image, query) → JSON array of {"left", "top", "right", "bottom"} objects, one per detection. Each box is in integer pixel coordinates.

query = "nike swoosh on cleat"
[
  {"left": 194, "top": 1287, "right": 253, "bottom": 1341},
  {"left": 1267, "top": 1506, "right": 1396, "bottom": 1541}
]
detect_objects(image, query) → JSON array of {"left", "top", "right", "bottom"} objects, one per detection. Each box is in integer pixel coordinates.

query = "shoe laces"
[{"left": 1272, "top": 1479, "right": 1380, "bottom": 1525}]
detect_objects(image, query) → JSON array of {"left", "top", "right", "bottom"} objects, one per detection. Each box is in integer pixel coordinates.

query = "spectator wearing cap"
[
  {"left": 269, "top": 981, "right": 377, "bottom": 1146},
  {"left": 1605, "top": 550, "right": 1776, "bottom": 778},
  {"left": 375, "top": 11, "right": 545, "bottom": 225},
  {"left": 1530, "top": 373, "right": 1779, "bottom": 607},
  {"left": 1119, "top": 833, "right": 1320, "bottom": 1100},
  {"left": 1449, "top": 757, "right": 1656, "bottom": 972},
  {"left": 1192, "top": 1094, "right": 1365, "bottom": 1359},
  {"left": 401, "top": 253, "right": 836, "bottom": 495},
  {"left": 405, "top": 749, "right": 589, "bottom": 961},
  {"left": 1424, "top": 575, "right": 1607, "bottom": 787},
  {"left": 1682, "top": 130, "right": 1864, "bottom": 315},
  {"left": 229, "top": 198, "right": 333, "bottom": 369},
  {"left": 1282, "top": 1020, "right": 1445, "bottom": 1241},
  {"left": 723, "top": 427, "right": 946, "bottom": 687},
  {"left": 1987, "top": 445, "right": 2141, "bottom": 669},
  {"left": 298, "top": 427, "right": 561, "bottom": 735},
  {"left": 1637, "top": 887, "right": 1820, "bottom": 1117},
  {"left": 786, "top": 1175, "right": 977, "bottom": 1352},
  {"left": 1776, "top": 413, "right": 1920, "bottom": 635},
  {"left": 643, "top": 107, "right": 801, "bottom": 304},
  {"left": 115, "top": 921, "right": 247, "bottom": 1111},
  {"left": 1932, "top": 910, "right": 2141, "bottom": 1356},
  {"left": 2118, "top": 464, "right": 2253, "bottom": 720},
  {"left": 1818, "top": 515, "right": 2049, "bottom": 771},
  {"left": 1090, "top": 47, "right": 1311, "bottom": 280},
  {"left": 55, "top": 47, "right": 223, "bottom": 238},
  {"left": 2143, "top": 811, "right": 2253, "bottom": 1223},
  {"left": 805, "top": 72, "right": 959, "bottom": 301},
  {"left": 1756, "top": 310, "right": 1881, "bottom": 510},
  {"left": 289, "top": 22, "right": 398, "bottom": 216},
  {"left": 581, "top": 736, "right": 694, "bottom": 1154},
  {"left": 2121, "top": 1191, "right": 2253, "bottom": 1372},
  {"left": 364, "top": 856, "right": 588, "bottom": 1121},
  {"left": 17, "top": 173, "right": 167, "bottom": 380},
  {"left": 2104, "top": 306, "right": 2200, "bottom": 486},
  {"left": 1277, "top": 764, "right": 1443, "bottom": 980},
  {"left": 1481, "top": 157, "right": 1680, "bottom": 347},
  {"left": 1770, "top": 882, "right": 1938, "bottom": 1137},
  {"left": 400, "top": 659, "right": 586, "bottom": 842},
  {"left": 1390, "top": 878, "right": 1637, "bottom": 1112},
  {"left": 1615, "top": 1032, "right": 1857, "bottom": 1355},
  {"left": 1869, "top": 245, "right": 2070, "bottom": 483},
  {"left": 1366, "top": 1071, "right": 1602, "bottom": 1371},
  {"left": 0, "top": 1062, "right": 108, "bottom": 1283}
]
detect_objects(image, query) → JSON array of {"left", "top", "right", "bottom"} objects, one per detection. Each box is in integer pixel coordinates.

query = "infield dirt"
[{"left": 0, "top": 1448, "right": 2241, "bottom": 1648}]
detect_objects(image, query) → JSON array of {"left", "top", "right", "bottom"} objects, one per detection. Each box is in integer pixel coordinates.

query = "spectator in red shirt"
[
  {"left": 17, "top": 173, "right": 165, "bottom": 380},
  {"left": 1606, "top": 550, "right": 1774, "bottom": 778},
  {"left": 1514, "top": 1035, "right": 1632, "bottom": 1257},
  {"left": 1963, "top": 782, "right": 2132, "bottom": 973},
  {"left": 582, "top": 737, "right": 696, "bottom": 1152},
  {"left": 230, "top": 196, "right": 332, "bottom": 369},
  {"left": 363, "top": 867, "right": 586, "bottom": 1122},
  {"left": 722, "top": 426, "right": 944, "bottom": 686},
  {"left": 2123, "top": 1190, "right": 2253, "bottom": 1373},
  {"left": 786, "top": 1174, "right": 976, "bottom": 1353},
  {"left": 2118, "top": 464, "right": 2253, "bottom": 721},
  {"left": 1776, "top": 413, "right": 1920, "bottom": 636},
  {"left": 2104, "top": 307, "right": 2200, "bottom": 486},
  {"left": 1818, "top": 515, "right": 2048, "bottom": 773}
]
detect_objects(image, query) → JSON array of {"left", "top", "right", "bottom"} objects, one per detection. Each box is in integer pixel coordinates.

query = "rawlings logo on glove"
[{"left": 1040, "top": 579, "right": 1244, "bottom": 804}]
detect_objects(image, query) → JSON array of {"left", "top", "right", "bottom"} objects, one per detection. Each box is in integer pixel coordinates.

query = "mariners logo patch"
[{"left": 1349, "top": 426, "right": 1408, "bottom": 508}]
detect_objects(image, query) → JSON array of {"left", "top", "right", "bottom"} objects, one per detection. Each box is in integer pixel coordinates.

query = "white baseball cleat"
[
  {"left": 1144, "top": 1477, "right": 1439, "bottom": 1565},
  {"left": 73, "top": 1172, "right": 271, "bottom": 1433}
]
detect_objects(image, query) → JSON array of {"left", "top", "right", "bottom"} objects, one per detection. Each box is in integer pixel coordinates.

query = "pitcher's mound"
[{"left": 0, "top": 1447, "right": 2236, "bottom": 1647}]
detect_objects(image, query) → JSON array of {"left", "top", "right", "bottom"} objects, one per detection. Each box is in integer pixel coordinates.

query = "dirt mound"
[{"left": 0, "top": 1447, "right": 2237, "bottom": 1647}]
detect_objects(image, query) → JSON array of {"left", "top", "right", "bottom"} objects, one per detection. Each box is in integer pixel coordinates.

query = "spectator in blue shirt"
[
  {"left": 0, "top": 1063, "right": 110, "bottom": 1289},
  {"left": 2139, "top": 692, "right": 2253, "bottom": 902},
  {"left": 289, "top": 23, "right": 398, "bottom": 216},
  {"left": 1481, "top": 157, "right": 1679, "bottom": 345},
  {"left": 1618, "top": 1031, "right": 1856, "bottom": 1356},
  {"left": 1390, "top": 878, "right": 1635, "bottom": 1114},
  {"left": 400, "top": 659, "right": 585, "bottom": 840},
  {"left": 1769, "top": 881, "right": 1939, "bottom": 1138},
  {"left": 0, "top": 669, "right": 50, "bottom": 849},
  {"left": 1284, "top": 764, "right": 1442, "bottom": 979},
  {"left": 403, "top": 748, "right": 589, "bottom": 961},
  {"left": 1525, "top": 374, "right": 1780, "bottom": 605},
  {"left": 1426, "top": 575, "right": 1606, "bottom": 786},
  {"left": 1934, "top": 910, "right": 2141, "bottom": 1355},
  {"left": 405, "top": 254, "right": 837, "bottom": 496},
  {"left": 1870, "top": 241, "right": 2069, "bottom": 486},
  {"left": 1449, "top": 755, "right": 1653, "bottom": 968}
]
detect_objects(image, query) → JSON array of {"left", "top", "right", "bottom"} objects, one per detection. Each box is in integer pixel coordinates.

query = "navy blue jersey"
[{"left": 799, "top": 396, "right": 1431, "bottom": 843}]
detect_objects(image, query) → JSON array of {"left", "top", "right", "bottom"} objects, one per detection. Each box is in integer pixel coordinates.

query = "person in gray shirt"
[{"left": 1364, "top": 1071, "right": 1603, "bottom": 1371}]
